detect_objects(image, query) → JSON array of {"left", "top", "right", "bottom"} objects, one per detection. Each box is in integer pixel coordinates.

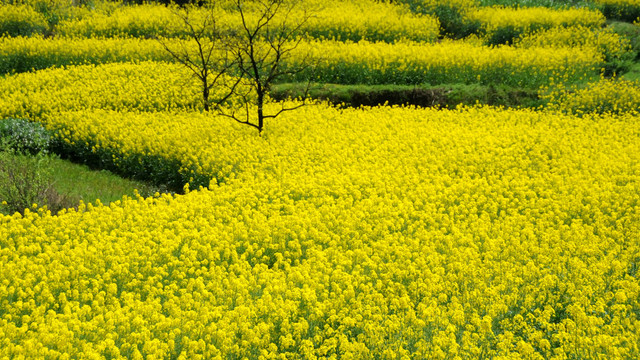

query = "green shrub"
[
  {"left": 0, "top": 118, "right": 53, "bottom": 155},
  {"left": 0, "top": 142, "right": 75, "bottom": 216},
  {"left": 599, "top": 1, "right": 640, "bottom": 22},
  {"left": 432, "top": 4, "right": 481, "bottom": 38}
]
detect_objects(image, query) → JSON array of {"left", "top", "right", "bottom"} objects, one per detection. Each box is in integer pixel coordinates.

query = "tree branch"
[{"left": 263, "top": 101, "right": 306, "bottom": 119}]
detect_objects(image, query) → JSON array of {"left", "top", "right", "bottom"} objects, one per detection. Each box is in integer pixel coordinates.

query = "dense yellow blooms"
[
  {"left": 0, "top": 62, "right": 205, "bottom": 118},
  {"left": 286, "top": 39, "right": 603, "bottom": 86},
  {"left": 0, "top": 35, "right": 171, "bottom": 74},
  {"left": 0, "top": 2, "right": 638, "bottom": 358},
  {"left": 467, "top": 6, "right": 605, "bottom": 32},
  {"left": 56, "top": 0, "right": 440, "bottom": 43},
  {"left": 513, "top": 25, "right": 633, "bottom": 63},
  {"left": 543, "top": 77, "right": 640, "bottom": 115},
  {"left": 466, "top": 6, "right": 606, "bottom": 44},
  {"left": 0, "top": 4, "right": 47, "bottom": 37},
  {"left": 2, "top": 0, "right": 93, "bottom": 26},
  {"left": 302, "top": 0, "right": 440, "bottom": 42},
  {"left": 1, "top": 102, "right": 639, "bottom": 358},
  {"left": 5, "top": 0, "right": 76, "bottom": 8},
  {"left": 0, "top": 37, "right": 603, "bottom": 86},
  {"left": 56, "top": 3, "right": 187, "bottom": 38}
]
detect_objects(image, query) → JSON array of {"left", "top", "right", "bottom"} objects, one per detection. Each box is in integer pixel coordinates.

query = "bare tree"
[
  {"left": 161, "top": 0, "right": 313, "bottom": 134},
  {"left": 220, "top": 0, "right": 312, "bottom": 134},
  {"left": 158, "top": 5, "right": 243, "bottom": 112}
]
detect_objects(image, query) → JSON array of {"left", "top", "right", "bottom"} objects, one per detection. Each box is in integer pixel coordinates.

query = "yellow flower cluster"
[
  {"left": 0, "top": 62, "right": 206, "bottom": 118},
  {"left": 513, "top": 25, "right": 633, "bottom": 63},
  {"left": 467, "top": 6, "right": 605, "bottom": 32},
  {"left": 1, "top": 102, "right": 639, "bottom": 359},
  {"left": 56, "top": 3, "right": 186, "bottom": 39},
  {"left": 286, "top": 39, "right": 603, "bottom": 86},
  {"left": 55, "top": 0, "right": 440, "bottom": 43},
  {"left": 3, "top": 0, "right": 92, "bottom": 27},
  {"left": 43, "top": 110, "right": 252, "bottom": 186},
  {"left": 7, "top": 0, "right": 75, "bottom": 9},
  {"left": 302, "top": 0, "right": 440, "bottom": 42},
  {"left": 466, "top": 6, "right": 606, "bottom": 44},
  {"left": 543, "top": 77, "right": 640, "bottom": 115},
  {"left": 0, "top": 35, "right": 171, "bottom": 74},
  {"left": 0, "top": 36, "right": 604, "bottom": 87},
  {"left": 0, "top": 4, "right": 47, "bottom": 37},
  {"left": 0, "top": 2, "right": 637, "bottom": 358}
]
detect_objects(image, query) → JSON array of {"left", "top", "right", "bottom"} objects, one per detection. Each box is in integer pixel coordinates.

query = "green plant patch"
[
  {"left": 622, "top": 62, "right": 640, "bottom": 81},
  {"left": 45, "top": 155, "right": 171, "bottom": 207},
  {"left": 478, "top": 0, "right": 595, "bottom": 8},
  {"left": 608, "top": 20, "right": 640, "bottom": 59},
  {"left": 270, "top": 83, "right": 543, "bottom": 109},
  {"left": 0, "top": 145, "right": 168, "bottom": 216}
]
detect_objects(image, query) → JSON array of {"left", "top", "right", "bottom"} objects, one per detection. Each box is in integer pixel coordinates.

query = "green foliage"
[
  {"left": 394, "top": 0, "right": 481, "bottom": 38},
  {"left": 50, "top": 134, "right": 203, "bottom": 193},
  {"left": 0, "top": 118, "right": 62, "bottom": 215},
  {"left": 446, "top": 83, "right": 543, "bottom": 107},
  {"left": 271, "top": 82, "right": 543, "bottom": 108},
  {"left": 484, "top": 24, "right": 532, "bottom": 45},
  {"left": 478, "top": 0, "right": 595, "bottom": 8},
  {"left": 602, "top": 56, "right": 635, "bottom": 77},
  {"left": 622, "top": 62, "right": 640, "bottom": 81},
  {"left": 432, "top": 4, "right": 481, "bottom": 38},
  {"left": 599, "top": 2, "right": 640, "bottom": 22},
  {"left": 46, "top": 155, "right": 169, "bottom": 205},
  {"left": 0, "top": 123, "right": 163, "bottom": 215},
  {"left": 601, "top": 22, "right": 640, "bottom": 75},
  {"left": 0, "top": 142, "right": 72, "bottom": 215}
]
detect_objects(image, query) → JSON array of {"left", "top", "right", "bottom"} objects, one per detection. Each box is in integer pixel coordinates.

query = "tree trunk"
[
  {"left": 203, "top": 81, "right": 210, "bottom": 112},
  {"left": 257, "top": 90, "right": 264, "bottom": 133}
]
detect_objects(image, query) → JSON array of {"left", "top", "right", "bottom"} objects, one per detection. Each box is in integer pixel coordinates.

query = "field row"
[
  {"left": 54, "top": 0, "right": 441, "bottom": 43},
  {"left": 0, "top": 1, "right": 638, "bottom": 358},
  {"left": 2, "top": 100, "right": 639, "bottom": 358},
  {"left": 0, "top": 58, "right": 634, "bottom": 110},
  {"left": 55, "top": 3, "right": 605, "bottom": 45},
  {"left": 3, "top": 62, "right": 639, "bottom": 189},
  {"left": 0, "top": 35, "right": 615, "bottom": 87},
  {"left": 0, "top": 1, "right": 615, "bottom": 43}
]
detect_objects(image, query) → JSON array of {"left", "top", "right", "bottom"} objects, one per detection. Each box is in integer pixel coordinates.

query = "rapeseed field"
[{"left": 1, "top": 0, "right": 639, "bottom": 359}]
